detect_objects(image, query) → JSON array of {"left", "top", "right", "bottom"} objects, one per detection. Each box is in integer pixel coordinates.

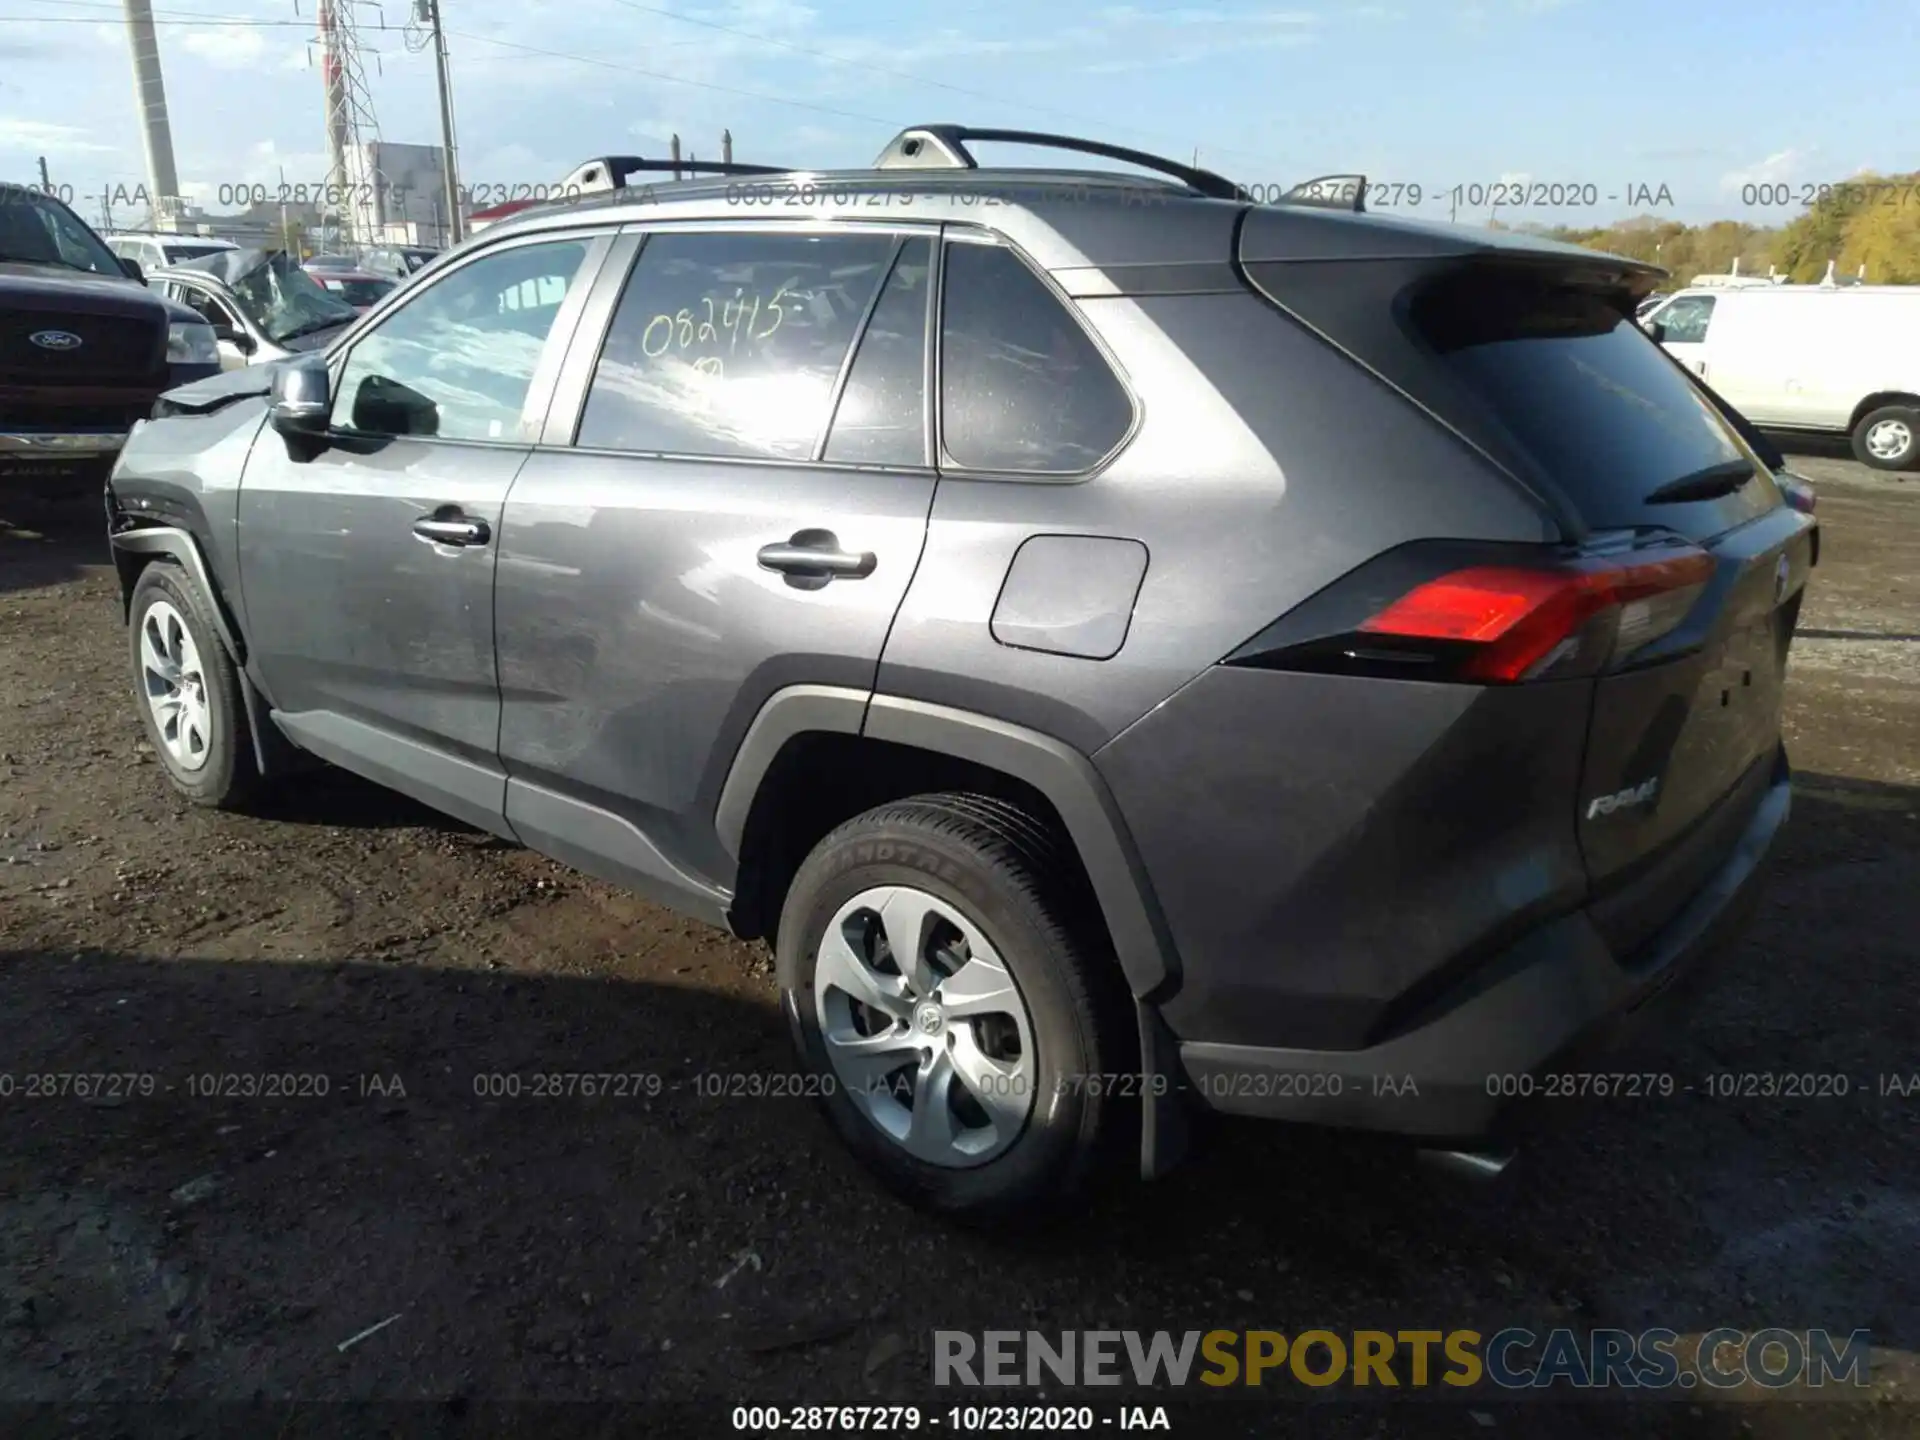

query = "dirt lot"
[{"left": 2, "top": 450, "right": 1917, "bottom": 1438}]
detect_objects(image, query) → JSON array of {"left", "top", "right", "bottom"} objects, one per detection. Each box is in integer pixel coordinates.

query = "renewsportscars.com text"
[{"left": 934, "top": 1328, "right": 1872, "bottom": 1392}]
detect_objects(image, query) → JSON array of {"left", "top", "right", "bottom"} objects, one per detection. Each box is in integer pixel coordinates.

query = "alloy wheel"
[{"left": 139, "top": 599, "right": 212, "bottom": 772}]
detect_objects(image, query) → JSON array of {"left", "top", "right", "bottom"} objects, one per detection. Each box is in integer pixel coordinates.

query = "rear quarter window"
[{"left": 938, "top": 240, "right": 1134, "bottom": 475}]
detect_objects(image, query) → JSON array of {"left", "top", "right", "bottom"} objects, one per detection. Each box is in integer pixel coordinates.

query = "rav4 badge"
[{"left": 1587, "top": 776, "right": 1661, "bottom": 819}]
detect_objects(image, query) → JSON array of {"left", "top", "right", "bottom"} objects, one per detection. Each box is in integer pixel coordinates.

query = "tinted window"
[
  {"left": 1655, "top": 294, "right": 1714, "bottom": 344},
  {"left": 578, "top": 230, "right": 899, "bottom": 460},
  {"left": 825, "top": 237, "right": 930, "bottom": 466},
  {"left": 938, "top": 241, "right": 1133, "bottom": 473},
  {"left": 1411, "top": 271, "right": 1778, "bottom": 534},
  {"left": 333, "top": 238, "right": 588, "bottom": 442}
]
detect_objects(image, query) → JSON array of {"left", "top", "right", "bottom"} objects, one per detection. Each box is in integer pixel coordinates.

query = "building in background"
[{"left": 347, "top": 139, "right": 457, "bottom": 246}]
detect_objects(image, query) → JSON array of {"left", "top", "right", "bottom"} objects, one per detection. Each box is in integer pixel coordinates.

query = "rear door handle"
[
  {"left": 757, "top": 531, "right": 876, "bottom": 581},
  {"left": 413, "top": 514, "right": 491, "bottom": 547}
]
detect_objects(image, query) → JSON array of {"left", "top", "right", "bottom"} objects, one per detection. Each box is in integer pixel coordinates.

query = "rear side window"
[
  {"left": 824, "top": 236, "right": 930, "bottom": 466},
  {"left": 1410, "top": 271, "right": 1778, "bottom": 534},
  {"left": 939, "top": 241, "right": 1133, "bottom": 474},
  {"left": 1654, "top": 294, "right": 1714, "bottom": 344},
  {"left": 577, "top": 230, "right": 900, "bottom": 460}
]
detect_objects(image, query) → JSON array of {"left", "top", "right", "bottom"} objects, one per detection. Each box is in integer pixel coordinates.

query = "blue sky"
[{"left": 2, "top": 0, "right": 1915, "bottom": 229}]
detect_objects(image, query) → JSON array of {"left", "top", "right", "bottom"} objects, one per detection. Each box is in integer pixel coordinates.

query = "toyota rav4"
[{"left": 104, "top": 127, "right": 1815, "bottom": 1221}]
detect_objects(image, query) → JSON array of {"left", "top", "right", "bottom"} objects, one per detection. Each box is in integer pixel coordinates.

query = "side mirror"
[
  {"left": 1644, "top": 320, "right": 1667, "bottom": 344},
  {"left": 121, "top": 256, "right": 144, "bottom": 284},
  {"left": 268, "top": 355, "right": 332, "bottom": 441},
  {"left": 216, "top": 327, "right": 258, "bottom": 356}
]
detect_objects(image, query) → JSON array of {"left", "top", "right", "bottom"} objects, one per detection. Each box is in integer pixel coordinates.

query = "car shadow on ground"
[
  {"left": 0, "top": 500, "right": 104, "bottom": 598},
  {"left": 249, "top": 764, "right": 491, "bottom": 837},
  {"left": 1, "top": 774, "right": 1912, "bottom": 1436}
]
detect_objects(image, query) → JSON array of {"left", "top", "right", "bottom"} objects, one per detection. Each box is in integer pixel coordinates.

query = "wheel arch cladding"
[
  {"left": 113, "top": 526, "right": 295, "bottom": 778},
  {"left": 112, "top": 527, "right": 243, "bottom": 660},
  {"left": 859, "top": 695, "right": 1181, "bottom": 1002}
]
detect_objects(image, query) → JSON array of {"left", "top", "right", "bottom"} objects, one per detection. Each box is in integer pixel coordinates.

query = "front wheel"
[
  {"left": 1850, "top": 404, "right": 1920, "bottom": 471},
  {"left": 776, "top": 795, "right": 1134, "bottom": 1222},
  {"left": 127, "top": 561, "right": 260, "bottom": 808}
]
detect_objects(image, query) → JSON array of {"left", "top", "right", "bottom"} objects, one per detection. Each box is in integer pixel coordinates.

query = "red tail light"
[{"left": 1359, "top": 548, "right": 1715, "bottom": 682}]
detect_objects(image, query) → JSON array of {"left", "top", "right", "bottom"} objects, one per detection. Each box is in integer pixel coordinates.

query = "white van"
[
  {"left": 101, "top": 232, "right": 239, "bottom": 275},
  {"left": 1642, "top": 284, "right": 1920, "bottom": 471}
]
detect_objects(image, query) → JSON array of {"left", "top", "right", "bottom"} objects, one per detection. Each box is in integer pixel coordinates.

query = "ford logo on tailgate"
[{"left": 29, "top": 329, "right": 84, "bottom": 351}]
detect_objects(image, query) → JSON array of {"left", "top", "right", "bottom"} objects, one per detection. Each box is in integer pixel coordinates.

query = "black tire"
[
  {"left": 127, "top": 560, "right": 261, "bottom": 809},
  {"left": 1849, "top": 403, "right": 1920, "bottom": 472},
  {"left": 776, "top": 794, "right": 1136, "bottom": 1223}
]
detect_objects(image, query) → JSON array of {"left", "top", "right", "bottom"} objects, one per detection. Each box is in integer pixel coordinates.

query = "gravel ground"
[{"left": 1, "top": 450, "right": 1916, "bottom": 1438}]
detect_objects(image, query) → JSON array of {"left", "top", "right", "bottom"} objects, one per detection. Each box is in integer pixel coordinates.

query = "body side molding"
[{"left": 272, "top": 710, "right": 518, "bottom": 842}]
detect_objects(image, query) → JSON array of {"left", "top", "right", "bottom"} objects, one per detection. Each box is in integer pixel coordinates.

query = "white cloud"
[
  {"left": 1720, "top": 146, "right": 1813, "bottom": 191},
  {"left": 0, "top": 117, "right": 115, "bottom": 155},
  {"left": 179, "top": 26, "right": 268, "bottom": 69}
]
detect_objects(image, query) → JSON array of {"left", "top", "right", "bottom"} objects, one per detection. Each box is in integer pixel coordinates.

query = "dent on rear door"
[{"left": 491, "top": 226, "right": 940, "bottom": 896}]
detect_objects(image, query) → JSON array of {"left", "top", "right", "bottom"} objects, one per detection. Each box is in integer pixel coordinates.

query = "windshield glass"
[
  {"left": 0, "top": 185, "right": 123, "bottom": 275},
  {"left": 223, "top": 252, "right": 360, "bottom": 343}
]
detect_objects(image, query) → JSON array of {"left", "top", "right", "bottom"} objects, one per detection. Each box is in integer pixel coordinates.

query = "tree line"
[{"left": 1506, "top": 170, "right": 1920, "bottom": 284}]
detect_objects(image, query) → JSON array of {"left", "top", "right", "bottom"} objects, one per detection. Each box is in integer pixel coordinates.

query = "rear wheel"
[
  {"left": 776, "top": 794, "right": 1133, "bottom": 1222},
  {"left": 1850, "top": 404, "right": 1920, "bottom": 471},
  {"left": 128, "top": 562, "right": 261, "bottom": 809}
]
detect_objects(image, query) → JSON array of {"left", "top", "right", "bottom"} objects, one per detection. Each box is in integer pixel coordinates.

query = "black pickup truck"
[{"left": 2, "top": 183, "right": 221, "bottom": 498}]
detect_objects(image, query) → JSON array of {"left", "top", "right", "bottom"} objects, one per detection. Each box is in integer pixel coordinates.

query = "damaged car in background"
[{"left": 144, "top": 247, "right": 361, "bottom": 370}]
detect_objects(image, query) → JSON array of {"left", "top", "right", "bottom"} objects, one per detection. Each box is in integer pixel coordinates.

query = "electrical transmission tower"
[{"left": 315, "top": 0, "right": 383, "bottom": 247}]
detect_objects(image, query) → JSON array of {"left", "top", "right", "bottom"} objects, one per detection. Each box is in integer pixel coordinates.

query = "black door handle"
[
  {"left": 757, "top": 530, "right": 876, "bottom": 581},
  {"left": 413, "top": 514, "right": 490, "bottom": 547}
]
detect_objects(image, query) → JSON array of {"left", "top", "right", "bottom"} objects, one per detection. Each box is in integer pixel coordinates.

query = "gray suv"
[{"left": 106, "top": 126, "right": 1814, "bottom": 1221}]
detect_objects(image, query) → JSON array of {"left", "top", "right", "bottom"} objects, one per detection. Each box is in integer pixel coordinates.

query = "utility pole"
[
  {"left": 670, "top": 133, "right": 682, "bottom": 180},
  {"left": 418, "top": 0, "right": 463, "bottom": 245},
  {"left": 37, "top": 156, "right": 51, "bottom": 192},
  {"left": 722, "top": 129, "right": 732, "bottom": 165}
]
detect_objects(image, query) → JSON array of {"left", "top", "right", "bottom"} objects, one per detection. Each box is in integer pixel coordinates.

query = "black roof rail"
[
  {"left": 871, "top": 124, "right": 1243, "bottom": 200},
  {"left": 559, "top": 154, "right": 791, "bottom": 193},
  {"left": 1278, "top": 174, "right": 1368, "bottom": 213}
]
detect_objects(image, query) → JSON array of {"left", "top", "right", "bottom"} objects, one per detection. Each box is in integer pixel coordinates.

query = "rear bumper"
[{"left": 1175, "top": 745, "right": 1790, "bottom": 1140}]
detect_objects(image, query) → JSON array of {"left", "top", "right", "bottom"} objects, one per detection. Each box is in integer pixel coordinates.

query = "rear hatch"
[{"left": 1242, "top": 219, "right": 1814, "bottom": 954}]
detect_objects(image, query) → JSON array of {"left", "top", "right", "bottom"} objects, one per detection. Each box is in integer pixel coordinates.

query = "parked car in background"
[
  {"left": 2, "top": 182, "right": 219, "bottom": 497},
  {"left": 147, "top": 248, "right": 360, "bottom": 369},
  {"left": 1642, "top": 284, "right": 1920, "bottom": 470},
  {"left": 362, "top": 245, "right": 440, "bottom": 280},
  {"left": 102, "top": 126, "right": 1813, "bottom": 1220},
  {"left": 103, "top": 231, "right": 239, "bottom": 274},
  {"left": 306, "top": 268, "right": 398, "bottom": 313}
]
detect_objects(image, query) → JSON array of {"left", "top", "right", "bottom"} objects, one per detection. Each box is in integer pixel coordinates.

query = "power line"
[{"left": 8, "top": 0, "right": 1287, "bottom": 175}]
